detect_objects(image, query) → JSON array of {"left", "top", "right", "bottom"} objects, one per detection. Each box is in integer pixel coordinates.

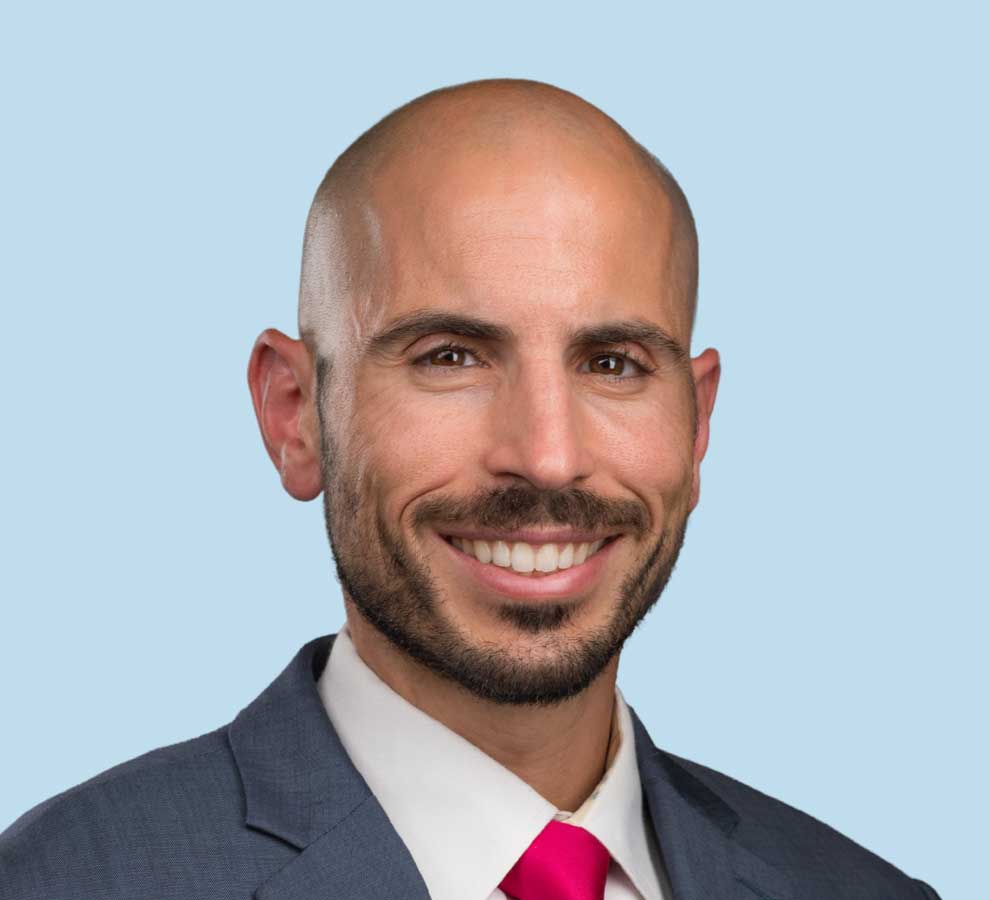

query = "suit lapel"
[
  {"left": 254, "top": 795, "right": 430, "bottom": 900},
  {"left": 228, "top": 634, "right": 430, "bottom": 900},
  {"left": 230, "top": 634, "right": 793, "bottom": 900},
  {"left": 629, "top": 707, "right": 796, "bottom": 900}
]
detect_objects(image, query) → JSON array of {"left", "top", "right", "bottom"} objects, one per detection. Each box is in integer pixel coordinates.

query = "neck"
[{"left": 344, "top": 609, "right": 619, "bottom": 813}]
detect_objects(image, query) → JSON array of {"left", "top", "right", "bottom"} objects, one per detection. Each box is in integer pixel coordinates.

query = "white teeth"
[
  {"left": 449, "top": 535, "right": 610, "bottom": 574},
  {"left": 474, "top": 540, "right": 493, "bottom": 564},
  {"left": 534, "top": 543, "right": 558, "bottom": 572},
  {"left": 492, "top": 540, "right": 512, "bottom": 567},
  {"left": 510, "top": 542, "right": 535, "bottom": 573}
]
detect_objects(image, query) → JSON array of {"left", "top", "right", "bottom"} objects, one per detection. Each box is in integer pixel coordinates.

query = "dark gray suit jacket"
[{"left": 1, "top": 634, "right": 941, "bottom": 899}]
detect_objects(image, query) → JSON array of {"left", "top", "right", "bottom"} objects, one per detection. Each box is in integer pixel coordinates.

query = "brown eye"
[
  {"left": 589, "top": 353, "right": 626, "bottom": 376},
  {"left": 416, "top": 343, "right": 482, "bottom": 370},
  {"left": 431, "top": 347, "right": 466, "bottom": 366},
  {"left": 582, "top": 352, "right": 651, "bottom": 380}
]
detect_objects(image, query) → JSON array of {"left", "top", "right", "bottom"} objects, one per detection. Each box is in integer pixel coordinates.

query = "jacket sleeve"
[{"left": 914, "top": 879, "right": 941, "bottom": 899}]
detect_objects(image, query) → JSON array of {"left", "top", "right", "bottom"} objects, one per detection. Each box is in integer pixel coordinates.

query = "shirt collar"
[
  {"left": 318, "top": 624, "right": 661, "bottom": 900},
  {"left": 569, "top": 688, "right": 666, "bottom": 900}
]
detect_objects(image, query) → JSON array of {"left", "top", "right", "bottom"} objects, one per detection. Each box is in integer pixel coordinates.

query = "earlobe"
[{"left": 247, "top": 329, "right": 323, "bottom": 501}]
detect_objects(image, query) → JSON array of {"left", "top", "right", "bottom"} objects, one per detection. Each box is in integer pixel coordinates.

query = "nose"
[{"left": 481, "top": 361, "right": 595, "bottom": 490}]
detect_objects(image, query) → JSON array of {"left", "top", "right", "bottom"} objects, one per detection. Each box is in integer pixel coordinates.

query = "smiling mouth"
[{"left": 440, "top": 533, "right": 620, "bottom": 576}]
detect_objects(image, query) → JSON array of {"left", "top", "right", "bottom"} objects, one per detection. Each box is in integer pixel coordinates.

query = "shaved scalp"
[{"left": 298, "top": 78, "right": 698, "bottom": 362}]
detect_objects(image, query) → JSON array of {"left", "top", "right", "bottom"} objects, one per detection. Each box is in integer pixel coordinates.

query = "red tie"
[{"left": 499, "top": 820, "right": 611, "bottom": 900}]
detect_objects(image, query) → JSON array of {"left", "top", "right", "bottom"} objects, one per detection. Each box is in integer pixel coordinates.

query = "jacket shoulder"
[
  {"left": 0, "top": 727, "right": 289, "bottom": 900},
  {"left": 662, "top": 750, "right": 938, "bottom": 899},
  {"left": 2, "top": 727, "right": 228, "bottom": 838}
]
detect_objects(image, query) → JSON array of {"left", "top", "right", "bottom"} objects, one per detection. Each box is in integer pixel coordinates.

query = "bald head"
[{"left": 299, "top": 78, "right": 698, "bottom": 363}]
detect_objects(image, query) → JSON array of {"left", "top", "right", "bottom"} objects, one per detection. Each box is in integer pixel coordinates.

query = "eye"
[
  {"left": 414, "top": 342, "right": 482, "bottom": 370},
  {"left": 583, "top": 352, "right": 651, "bottom": 380}
]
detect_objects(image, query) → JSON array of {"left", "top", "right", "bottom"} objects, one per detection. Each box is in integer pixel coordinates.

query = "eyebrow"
[{"left": 366, "top": 309, "right": 689, "bottom": 365}]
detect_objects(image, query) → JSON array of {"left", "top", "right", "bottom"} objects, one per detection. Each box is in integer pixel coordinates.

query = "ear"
[
  {"left": 688, "top": 347, "right": 721, "bottom": 512},
  {"left": 247, "top": 328, "right": 323, "bottom": 501}
]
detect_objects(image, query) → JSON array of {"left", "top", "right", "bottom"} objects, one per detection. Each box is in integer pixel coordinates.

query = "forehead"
[{"left": 353, "top": 126, "right": 686, "bottom": 345}]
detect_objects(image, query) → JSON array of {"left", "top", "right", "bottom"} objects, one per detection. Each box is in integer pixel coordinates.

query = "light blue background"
[{"left": 1, "top": 3, "right": 985, "bottom": 896}]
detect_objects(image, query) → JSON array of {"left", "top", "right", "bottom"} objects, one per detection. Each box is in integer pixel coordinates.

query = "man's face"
[{"left": 317, "top": 135, "right": 706, "bottom": 705}]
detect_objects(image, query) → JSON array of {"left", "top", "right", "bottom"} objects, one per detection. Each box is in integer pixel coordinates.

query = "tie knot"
[{"left": 499, "top": 820, "right": 611, "bottom": 900}]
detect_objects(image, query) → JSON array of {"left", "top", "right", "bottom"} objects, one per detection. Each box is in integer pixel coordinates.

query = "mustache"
[{"left": 411, "top": 484, "right": 649, "bottom": 537}]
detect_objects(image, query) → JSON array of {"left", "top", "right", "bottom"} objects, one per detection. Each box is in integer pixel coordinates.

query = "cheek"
[
  {"left": 349, "top": 377, "right": 487, "bottom": 502},
  {"left": 586, "top": 389, "right": 696, "bottom": 490}
]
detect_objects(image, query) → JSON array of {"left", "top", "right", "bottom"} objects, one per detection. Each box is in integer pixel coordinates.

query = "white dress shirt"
[{"left": 318, "top": 624, "right": 672, "bottom": 900}]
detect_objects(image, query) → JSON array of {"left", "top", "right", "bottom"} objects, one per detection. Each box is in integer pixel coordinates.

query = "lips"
[
  {"left": 437, "top": 531, "right": 621, "bottom": 601},
  {"left": 445, "top": 535, "right": 613, "bottom": 574}
]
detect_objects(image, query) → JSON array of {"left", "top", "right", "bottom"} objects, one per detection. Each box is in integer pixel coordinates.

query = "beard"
[{"left": 319, "top": 427, "right": 690, "bottom": 707}]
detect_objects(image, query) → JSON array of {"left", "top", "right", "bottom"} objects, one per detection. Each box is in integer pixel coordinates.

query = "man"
[{"left": 0, "top": 79, "right": 940, "bottom": 899}]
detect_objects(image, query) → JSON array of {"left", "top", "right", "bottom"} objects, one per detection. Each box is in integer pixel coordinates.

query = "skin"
[{"left": 248, "top": 82, "right": 720, "bottom": 812}]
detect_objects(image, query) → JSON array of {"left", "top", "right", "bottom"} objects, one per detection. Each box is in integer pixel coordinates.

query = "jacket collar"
[
  {"left": 629, "top": 709, "right": 796, "bottom": 900},
  {"left": 230, "top": 634, "right": 793, "bottom": 900},
  {"left": 229, "top": 634, "right": 431, "bottom": 900}
]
